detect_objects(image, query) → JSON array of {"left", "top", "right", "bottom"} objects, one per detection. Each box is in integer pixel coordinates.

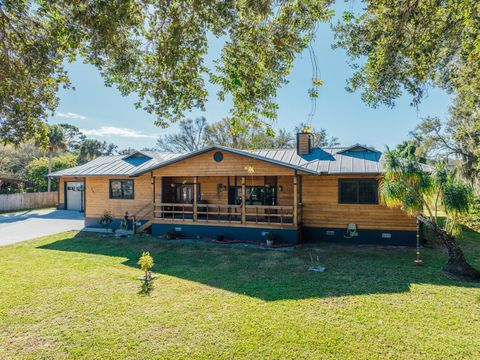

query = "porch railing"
[
  {"left": 154, "top": 203, "right": 193, "bottom": 221},
  {"left": 197, "top": 204, "right": 242, "bottom": 223},
  {"left": 153, "top": 203, "right": 301, "bottom": 227},
  {"left": 245, "top": 205, "right": 295, "bottom": 225}
]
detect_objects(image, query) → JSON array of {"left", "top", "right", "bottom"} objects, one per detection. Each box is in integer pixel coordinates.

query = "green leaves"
[
  {"left": 442, "top": 176, "right": 473, "bottom": 216},
  {"left": 382, "top": 149, "right": 474, "bottom": 236},
  {"left": 1, "top": 1, "right": 334, "bottom": 144},
  {"left": 342, "top": 11, "right": 354, "bottom": 23},
  {"left": 138, "top": 251, "right": 154, "bottom": 274},
  {"left": 26, "top": 153, "right": 77, "bottom": 191},
  {"left": 334, "top": 0, "right": 480, "bottom": 114}
]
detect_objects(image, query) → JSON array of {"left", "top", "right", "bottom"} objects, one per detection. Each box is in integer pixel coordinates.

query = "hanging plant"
[
  {"left": 216, "top": 183, "right": 226, "bottom": 202},
  {"left": 244, "top": 165, "right": 255, "bottom": 204}
]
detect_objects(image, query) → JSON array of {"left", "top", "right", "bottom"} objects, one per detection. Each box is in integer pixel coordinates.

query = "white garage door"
[{"left": 66, "top": 182, "right": 84, "bottom": 211}]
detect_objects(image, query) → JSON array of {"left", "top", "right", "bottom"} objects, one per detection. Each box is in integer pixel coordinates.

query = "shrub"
[
  {"left": 463, "top": 196, "right": 480, "bottom": 231},
  {"left": 138, "top": 251, "right": 154, "bottom": 280},
  {"left": 100, "top": 210, "right": 113, "bottom": 233},
  {"left": 26, "top": 153, "right": 77, "bottom": 192},
  {"left": 164, "top": 229, "right": 176, "bottom": 240}
]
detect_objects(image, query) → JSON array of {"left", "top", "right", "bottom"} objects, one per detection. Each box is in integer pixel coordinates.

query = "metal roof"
[
  {"left": 133, "top": 145, "right": 320, "bottom": 176},
  {"left": 252, "top": 147, "right": 383, "bottom": 175},
  {"left": 48, "top": 146, "right": 386, "bottom": 177},
  {"left": 48, "top": 151, "right": 183, "bottom": 177}
]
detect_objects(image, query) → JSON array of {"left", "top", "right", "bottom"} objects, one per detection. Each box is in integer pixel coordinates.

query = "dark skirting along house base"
[
  {"left": 86, "top": 216, "right": 417, "bottom": 246},
  {"left": 151, "top": 223, "right": 301, "bottom": 245},
  {"left": 302, "top": 227, "right": 418, "bottom": 246}
]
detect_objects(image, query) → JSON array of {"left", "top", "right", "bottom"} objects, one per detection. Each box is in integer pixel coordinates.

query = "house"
[{"left": 48, "top": 133, "right": 417, "bottom": 245}]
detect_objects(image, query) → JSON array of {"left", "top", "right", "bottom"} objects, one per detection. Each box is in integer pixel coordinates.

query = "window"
[
  {"left": 176, "top": 184, "right": 193, "bottom": 203},
  {"left": 228, "top": 186, "right": 277, "bottom": 206},
  {"left": 109, "top": 180, "right": 134, "bottom": 200},
  {"left": 213, "top": 151, "right": 224, "bottom": 162},
  {"left": 339, "top": 179, "right": 378, "bottom": 204}
]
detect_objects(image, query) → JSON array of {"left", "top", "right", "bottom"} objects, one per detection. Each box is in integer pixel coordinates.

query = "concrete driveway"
[{"left": 0, "top": 209, "right": 84, "bottom": 246}]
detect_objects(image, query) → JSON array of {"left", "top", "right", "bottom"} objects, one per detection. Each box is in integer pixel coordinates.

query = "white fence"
[{"left": 0, "top": 192, "right": 57, "bottom": 212}]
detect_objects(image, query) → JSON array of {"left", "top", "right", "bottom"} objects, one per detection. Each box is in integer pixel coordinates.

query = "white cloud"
[
  {"left": 80, "top": 126, "right": 158, "bottom": 139},
  {"left": 56, "top": 112, "right": 87, "bottom": 120}
]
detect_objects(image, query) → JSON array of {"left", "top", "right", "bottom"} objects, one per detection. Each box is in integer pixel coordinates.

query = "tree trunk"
[
  {"left": 47, "top": 151, "right": 52, "bottom": 192},
  {"left": 418, "top": 215, "right": 480, "bottom": 280}
]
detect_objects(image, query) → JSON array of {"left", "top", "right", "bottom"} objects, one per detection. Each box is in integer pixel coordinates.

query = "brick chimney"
[{"left": 296, "top": 132, "right": 314, "bottom": 155}]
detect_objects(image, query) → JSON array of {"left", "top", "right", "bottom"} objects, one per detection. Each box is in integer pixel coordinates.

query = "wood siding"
[
  {"left": 301, "top": 175, "right": 416, "bottom": 231},
  {"left": 277, "top": 176, "right": 294, "bottom": 206},
  {"left": 59, "top": 153, "right": 416, "bottom": 232},
  {"left": 198, "top": 176, "right": 228, "bottom": 204},
  {"left": 151, "top": 149, "right": 295, "bottom": 177},
  {"left": 84, "top": 175, "right": 153, "bottom": 219}
]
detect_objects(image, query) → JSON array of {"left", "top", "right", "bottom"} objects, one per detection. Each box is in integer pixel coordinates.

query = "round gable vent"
[{"left": 213, "top": 151, "right": 224, "bottom": 162}]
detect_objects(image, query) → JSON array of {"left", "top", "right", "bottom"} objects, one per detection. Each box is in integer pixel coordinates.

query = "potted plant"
[
  {"left": 164, "top": 229, "right": 176, "bottom": 240},
  {"left": 100, "top": 210, "right": 113, "bottom": 234},
  {"left": 266, "top": 232, "right": 274, "bottom": 246}
]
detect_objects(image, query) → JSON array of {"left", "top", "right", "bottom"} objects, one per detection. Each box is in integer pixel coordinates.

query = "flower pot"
[{"left": 266, "top": 240, "right": 274, "bottom": 246}]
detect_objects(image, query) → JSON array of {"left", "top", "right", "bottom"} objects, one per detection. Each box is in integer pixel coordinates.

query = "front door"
[{"left": 175, "top": 184, "right": 194, "bottom": 204}]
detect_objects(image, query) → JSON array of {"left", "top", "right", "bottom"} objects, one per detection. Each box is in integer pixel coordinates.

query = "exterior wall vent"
[
  {"left": 297, "top": 132, "right": 314, "bottom": 155},
  {"left": 382, "top": 233, "right": 392, "bottom": 239},
  {"left": 326, "top": 230, "right": 335, "bottom": 236}
]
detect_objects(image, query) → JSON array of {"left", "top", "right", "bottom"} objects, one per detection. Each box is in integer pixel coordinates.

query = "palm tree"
[
  {"left": 381, "top": 149, "right": 479, "bottom": 280},
  {"left": 45, "top": 125, "right": 67, "bottom": 192},
  {"left": 78, "top": 139, "right": 117, "bottom": 163}
]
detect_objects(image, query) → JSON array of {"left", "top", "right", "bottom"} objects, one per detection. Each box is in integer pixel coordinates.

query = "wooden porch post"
[
  {"left": 151, "top": 172, "right": 155, "bottom": 218},
  {"left": 193, "top": 176, "right": 198, "bottom": 222},
  {"left": 157, "top": 176, "right": 162, "bottom": 218},
  {"left": 241, "top": 176, "right": 246, "bottom": 224},
  {"left": 293, "top": 174, "right": 298, "bottom": 227}
]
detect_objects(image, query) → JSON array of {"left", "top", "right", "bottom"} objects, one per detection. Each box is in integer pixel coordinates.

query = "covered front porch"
[{"left": 152, "top": 175, "right": 302, "bottom": 229}]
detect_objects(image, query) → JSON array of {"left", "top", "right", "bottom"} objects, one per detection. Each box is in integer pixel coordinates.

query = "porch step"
[{"left": 136, "top": 220, "right": 153, "bottom": 234}]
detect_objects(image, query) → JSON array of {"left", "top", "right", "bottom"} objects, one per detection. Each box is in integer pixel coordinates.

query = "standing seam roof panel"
[{"left": 48, "top": 146, "right": 386, "bottom": 177}]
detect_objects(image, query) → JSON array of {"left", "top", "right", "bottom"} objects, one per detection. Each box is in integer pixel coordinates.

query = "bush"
[
  {"left": 100, "top": 210, "right": 113, "bottom": 233},
  {"left": 463, "top": 196, "right": 480, "bottom": 231},
  {"left": 26, "top": 153, "right": 77, "bottom": 191},
  {"left": 138, "top": 251, "right": 154, "bottom": 280},
  {"left": 164, "top": 229, "right": 176, "bottom": 240}
]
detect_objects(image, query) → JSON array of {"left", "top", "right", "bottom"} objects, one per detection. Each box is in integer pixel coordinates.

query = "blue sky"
[{"left": 49, "top": 1, "right": 451, "bottom": 151}]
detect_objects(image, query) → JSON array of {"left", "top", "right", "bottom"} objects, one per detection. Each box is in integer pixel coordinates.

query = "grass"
[{"left": 0, "top": 230, "right": 479, "bottom": 359}]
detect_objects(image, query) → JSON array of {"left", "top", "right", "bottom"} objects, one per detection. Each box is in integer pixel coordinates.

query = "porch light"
[
  {"left": 170, "top": 183, "right": 176, "bottom": 188},
  {"left": 278, "top": 185, "right": 283, "bottom": 192}
]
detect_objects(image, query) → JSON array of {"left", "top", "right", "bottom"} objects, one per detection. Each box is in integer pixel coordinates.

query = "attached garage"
[{"left": 65, "top": 181, "right": 84, "bottom": 211}]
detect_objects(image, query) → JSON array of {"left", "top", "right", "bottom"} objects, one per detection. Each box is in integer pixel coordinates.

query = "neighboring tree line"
[
  {"left": 155, "top": 117, "right": 339, "bottom": 152},
  {"left": 0, "top": 124, "right": 118, "bottom": 193},
  {"left": 0, "top": 119, "right": 339, "bottom": 194}
]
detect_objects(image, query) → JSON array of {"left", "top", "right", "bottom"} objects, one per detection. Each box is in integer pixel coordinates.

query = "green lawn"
[{"left": 0, "top": 230, "right": 479, "bottom": 359}]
